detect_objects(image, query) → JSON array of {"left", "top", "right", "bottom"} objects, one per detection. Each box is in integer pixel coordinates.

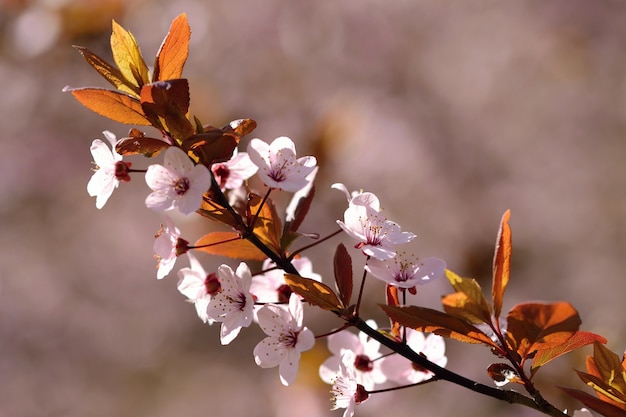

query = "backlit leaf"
[
  {"left": 576, "top": 370, "right": 626, "bottom": 408},
  {"left": 194, "top": 231, "right": 266, "bottom": 261},
  {"left": 110, "top": 19, "right": 150, "bottom": 89},
  {"left": 385, "top": 285, "right": 402, "bottom": 339},
  {"left": 443, "top": 269, "right": 492, "bottom": 324},
  {"left": 285, "top": 273, "right": 342, "bottom": 311},
  {"left": 531, "top": 331, "right": 607, "bottom": 375},
  {"left": 65, "top": 87, "right": 150, "bottom": 125},
  {"left": 585, "top": 341, "right": 626, "bottom": 406},
  {"left": 505, "top": 302, "right": 581, "bottom": 361},
  {"left": 380, "top": 305, "right": 499, "bottom": 347},
  {"left": 153, "top": 13, "right": 190, "bottom": 82},
  {"left": 197, "top": 197, "right": 241, "bottom": 229},
  {"left": 492, "top": 209, "right": 511, "bottom": 319},
  {"left": 72, "top": 46, "right": 138, "bottom": 96},
  {"left": 333, "top": 243, "right": 352, "bottom": 307},
  {"left": 248, "top": 193, "right": 282, "bottom": 255}
]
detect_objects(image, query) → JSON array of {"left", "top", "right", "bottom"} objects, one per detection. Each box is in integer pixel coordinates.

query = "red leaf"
[
  {"left": 115, "top": 129, "right": 169, "bottom": 157},
  {"left": 333, "top": 243, "right": 352, "bottom": 307},
  {"left": 492, "top": 209, "right": 511, "bottom": 319},
  {"left": 560, "top": 387, "right": 626, "bottom": 417}
]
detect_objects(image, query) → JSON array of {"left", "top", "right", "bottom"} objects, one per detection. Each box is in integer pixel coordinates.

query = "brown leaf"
[
  {"left": 333, "top": 243, "right": 352, "bottom": 307},
  {"left": 380, "top": 305, "right": 499, "bottom": 347},
  {"left": 110, "top": 19, "right": 150, "bottom": 89},
  {"left": 65, "top": 87, "right": 150, "bottom": 125},
  {"left": 115, "top": 129, "right": 169, "bottom": 157},
  {"left": 197, "top": 197, "right": 241, "bottom": 229},
  {"left": 182, "top": 130, "right": 238, "bottom": 166},
  {"left": 492, "top": 209, "right": 511, "bottom": 319},
  {"left": 285, "top": 273, "right": 342, "bottom": 311},
  {"left": 505, "top": 302, "right": 581, "bottom": 360},
  {"left": 72, "top": 46, "right": 138, "bottom": 96},
  {"left": 531, "top": 331, "right": 607, "bottom": 374},
  {"left": 140, "top": 79, "right": 194, "bottom": 141},
  {"left": 443, "top": 269, "right": 492, "bottom": 325},
  {"left": 153, "top": 13, "right": 190, "bottom": 82},
  {"left": 560, "top": 387, "right": 626, "bottom": 417},
  {"left": 221, "top": 118, "right": 257, "bottom": 137},
  {"left": 194, "top": 231, "right": 266, "bottom": 261}
]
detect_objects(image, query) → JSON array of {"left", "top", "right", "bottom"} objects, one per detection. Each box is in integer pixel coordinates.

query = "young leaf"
[
  {"left": 443, "top": 269, "right": 492, "bottom": 325},
  {"left": 110, "top": 19, "right": 150, "bottom": 89},
  {"left": 285, "top": 273, "right": 343, "bottom": 311},
  {"left": 505, "top": 301, "right": 581, "bottom": 361},
  {"left": 492, "top": 209, "right": 511, "bottom": 319},
  {"left": 72, "top": 46, "right": 139, "bottom": 96},
  {"left": 115, "top": 129, "right": 169, "bottom": 157},
  {"left": 194, "top": 231, "right": 266, "bottom": 261},
  {"left": 197, "top": 197, "right": 241, "bottom": 229},
  {"left": 64, "top": 87, "right": 150, "bottom": 125},
  {"left": 140, "top": 79, "right": 194, "bottom": 141},
  {"left": 531, "top": 331, "right": 607, "bottom": 375},
  {"left": 333, "top": 243, "right": 352, "bottom": 307},
  {"left": 380, "top": 305, "right": 499, "bottom": 347},
  {"left": 584, "top": 341, "right": 626, "bottom": 407},
  {"left": 153, "top": 13, "right": 190, "bottom": 82}
]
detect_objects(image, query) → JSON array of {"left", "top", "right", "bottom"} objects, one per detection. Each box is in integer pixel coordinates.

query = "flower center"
[
  {"left": 204, "top": 272, "right": 221, "bottom": 295},
  {"left": 173, "top": 177, "right": 190, "bottom": 195},
  {"left": 114, "top": 161, "right": 132, "bottom": 182},
  {"left": 227, "top": 292, "right": 248, "bottom": 311},
  {"left": 277, "top": 284, "right": 293, "bottom": 303},
  {"left": 212, "top": 163, "right": 230, "bottom": 189},
  {"left": 354, "top": 354, "right": 374, "bottom": 372},
  {"left": 278, "top": 330, "right": 298, "bottom": 348}
]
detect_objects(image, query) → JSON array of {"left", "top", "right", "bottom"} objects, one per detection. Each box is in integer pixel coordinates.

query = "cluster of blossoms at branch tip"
[{"left": 86, "top": 131, "right": 450, "bottom": 415}]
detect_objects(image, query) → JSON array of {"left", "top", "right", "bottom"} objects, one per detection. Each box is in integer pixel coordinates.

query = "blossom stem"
[
  {"left": 287, "top": 228, "right": 343, "bottom": 260},
  {"left": 247, "top": 187, "right": 273, "bottom": 232},
  {"left": 187, "top": 236, "right": 242, "bottom": 250},
  {"left": 127, "top": 168, "right": 147, "bottom": 173},
  {"left": 354, "top": 256, "right": 371, "bottom": 315},
  {"left": 367, "top": 377, "right": 440, "bottom": 394}
]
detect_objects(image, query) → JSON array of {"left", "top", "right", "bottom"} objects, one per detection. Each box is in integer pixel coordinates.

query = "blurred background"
[{"left": 1, "top": 0, "right": 626, "bottom": 416}]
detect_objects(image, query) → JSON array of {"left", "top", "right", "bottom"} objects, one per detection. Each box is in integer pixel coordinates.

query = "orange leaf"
[
  {"left": 65, "top": 87, "right": 150, "bottom": 125},
  {"left": 182, "top": 129, "right": 239, "bottom": 166},
  {"left": 505, "top": 302, "right": 581, "bottom": 360},
  {"left": 385, "top": 285, "right": 402, "bottom": 339},
  {"left": 333, "top": 243, "right": 352, "bottom": 307},
  {"left": 443, "top": 269, "right": 492, "bottom": 325},
  {"left": 380, "top": 305, "right": 499, "bottom": 347},
  {"left": 194, "top": 231, "right": 266, "bottom": 261},
  {"left": 285, "top": 273, "right": 342, "bottom": 311},
  {"left": 531, "top": 331, "right": 607, "bottom": 374},
  {"left": 197, "top": 197, "right": 241, "bottom": 229},
  {"left": 492, "top": 209, "right": 511, "bottom": 319},
  {"left": 73, "top": 46, "right": 139, "bottom": 96},
  {"left": 247, "top": 193, "right": 282, "bottom": 255},
  {"left": 153, "top": 13, "right": 190, "bottom": 82},
  {"left": 584, "top": 341, "right": 626, "bottom": 407},
  {"left": 110, "top": 19, "right": 150, "bottom": 89}
]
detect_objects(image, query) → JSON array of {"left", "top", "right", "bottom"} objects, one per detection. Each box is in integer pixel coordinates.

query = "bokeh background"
[{"left": 1, "top": 0, "right": 626, "bottom": 416}]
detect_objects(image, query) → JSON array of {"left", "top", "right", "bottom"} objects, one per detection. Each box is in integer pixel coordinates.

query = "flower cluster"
[{"left": 86, "top": 130, "right": 448, "bottom": 411}]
